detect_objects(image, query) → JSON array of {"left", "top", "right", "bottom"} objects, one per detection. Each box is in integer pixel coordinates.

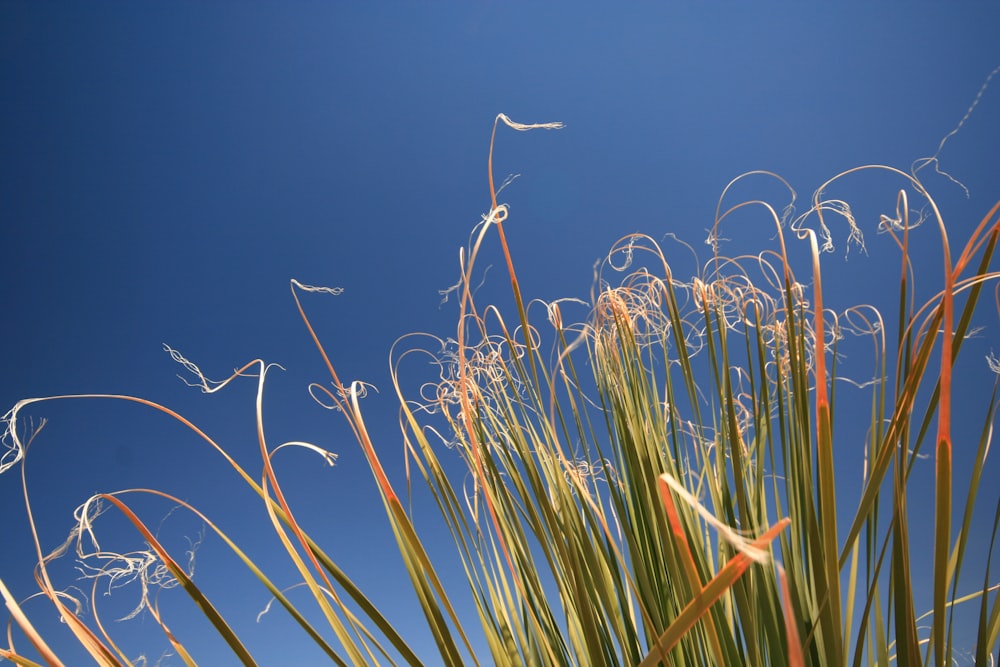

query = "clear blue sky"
[{"left": 2, "top": 3, "right": 999, "bottom": 664}]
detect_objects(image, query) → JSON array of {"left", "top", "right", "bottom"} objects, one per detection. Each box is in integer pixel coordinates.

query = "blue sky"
[{"left": 2, "top": 3, "right": 999, "bottom": 664}]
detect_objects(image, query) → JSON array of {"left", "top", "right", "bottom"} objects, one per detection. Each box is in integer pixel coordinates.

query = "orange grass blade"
[
  {"left": 0, "top": 649, "right": 48, "bottom": 667},
  {"left": 640, "top": 520, "right": 790, "bottom": 666},
  {"left": 97, "top": 494, "right": 257, "bottom": 666},
  {"left": 486, "top": 114, "right": 563, "bottom": 376},
  {"left": 0, "top": 577, "right": 64, "bottom": 667},
  {"left": 292, "top": 284, "right": 481, "bottom": 665},
  {"left": 931, "top": 194, "right": 955, "bottom": 667},
  {"left": 641, "top": 474, "right": 790, "bottom": 667},
  {"left": 778, "top": 566, "right": 805, "bottom": 667},
  {"left": 807, "top": 205, "right": 844, "bottom": 665},
  {"left": 145, "top": 602, "right": 197, "bottom": 667}
]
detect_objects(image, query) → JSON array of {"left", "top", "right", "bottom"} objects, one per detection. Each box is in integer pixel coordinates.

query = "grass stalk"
[{"left": 2, "top": 112, "right": 999, "bottom": 666}]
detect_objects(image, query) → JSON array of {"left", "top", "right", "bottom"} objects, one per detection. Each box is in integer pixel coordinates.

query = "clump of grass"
[{"left": 2, "top": 100, "right": 1000, "bottom": 666}]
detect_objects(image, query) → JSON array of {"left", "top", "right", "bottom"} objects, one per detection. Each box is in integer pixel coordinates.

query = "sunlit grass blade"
[
  {"left": 144, "top": 603, "right": 197, "bottom": 667},
  {"left": 96, "top": 494, "right": 257, "bottom": 666},
  {"left": 975, "top": 499, "right": 1000, "bottom": 666},
  {"left": 0, "top": 649, "right": 48, "bottom": 667},
  {"left": 0, "top": 577, "right": 64, "bottom": 667},
  {"left": 641, "top": 474, "right": 789, "bottom": 667},
  {"left": 778, "top": 566, "right": 805, "bottom": 667}
]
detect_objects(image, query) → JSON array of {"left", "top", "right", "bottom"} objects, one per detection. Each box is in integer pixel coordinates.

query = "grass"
[{"left": 3, "top": 105, "right": 1000, "bottom": 665}]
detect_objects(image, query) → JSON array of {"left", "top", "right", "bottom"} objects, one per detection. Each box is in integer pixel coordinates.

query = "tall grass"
[{"left": 2, "top": 108, "right": 1000, "bottom": 665}]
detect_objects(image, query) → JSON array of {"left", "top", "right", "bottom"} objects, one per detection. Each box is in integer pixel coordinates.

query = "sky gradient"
[{"left": 3, "top": 3, "right": 1000, "bottom": 664}]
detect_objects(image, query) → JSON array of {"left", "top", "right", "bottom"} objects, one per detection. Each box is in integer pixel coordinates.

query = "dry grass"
[{"left": 2, "top": 102, "right": 1000, "bottom": 665}]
